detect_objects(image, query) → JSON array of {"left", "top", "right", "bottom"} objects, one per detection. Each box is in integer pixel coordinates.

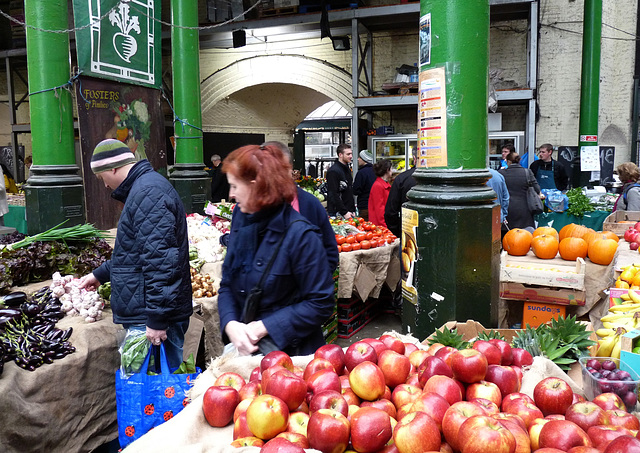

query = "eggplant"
[
  {"left": 0, "top": 308, "right": 22, "bottom": 319},
  {"left": 0, "top": 292, "right": 28, "bottom": 308}
]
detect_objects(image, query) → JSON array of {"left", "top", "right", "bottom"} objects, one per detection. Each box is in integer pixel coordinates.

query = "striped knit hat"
[{"left": 90, "top": 139, "right": 136, "bottom": 174}]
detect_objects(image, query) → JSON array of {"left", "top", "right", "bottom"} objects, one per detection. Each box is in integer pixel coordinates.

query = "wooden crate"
[
  {"left": 602, "top": 211, "right": 640, "bottom": 237},
  {"left": 500, "top": 282, "right": 586, "bottom": 306},
  {"left": 500, "top": 250, "right": 586, "bottom": 291}
]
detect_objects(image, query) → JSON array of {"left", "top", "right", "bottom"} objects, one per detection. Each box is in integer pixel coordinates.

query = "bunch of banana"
[{"left": 595, "top": 327, "right": 626, "bottom": 358}]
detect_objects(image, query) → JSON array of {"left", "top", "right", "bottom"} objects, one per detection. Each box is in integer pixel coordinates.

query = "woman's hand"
[{"left": 225, "top": 321, "right": 260, "bottom": 356}]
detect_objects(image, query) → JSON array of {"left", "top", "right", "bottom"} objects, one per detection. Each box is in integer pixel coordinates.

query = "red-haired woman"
[{"left": 217, "top": 144, "right": 335, "bottom": 356}]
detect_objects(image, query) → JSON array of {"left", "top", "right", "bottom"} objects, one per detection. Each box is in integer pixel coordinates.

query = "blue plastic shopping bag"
[
  {"left": 115, "top": 344, "right": 201, "bottom": 448},
  {"left": 542, "top": 189, "right": 569, "bottom": 213}
]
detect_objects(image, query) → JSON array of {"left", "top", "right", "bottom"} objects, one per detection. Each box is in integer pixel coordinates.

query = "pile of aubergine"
[{"left": 0, "top": 287, "right": 74, "bottom": 375}]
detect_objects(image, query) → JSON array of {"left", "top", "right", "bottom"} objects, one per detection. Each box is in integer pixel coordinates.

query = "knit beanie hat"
[
  {"left": 91, "top": 139, "right": 136, "bottom": 174},
  {"left": 359, "top": 150, "right": 373, "bottom": 164}
]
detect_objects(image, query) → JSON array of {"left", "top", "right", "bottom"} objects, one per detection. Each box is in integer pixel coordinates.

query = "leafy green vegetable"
[
  {"left": 566, "top": 188, "right": 595, "bottom": 218},
  {"left": 121, "top": 333, "right": 151, "bottom": 375},
  {"left": 173, "top": 354, "right": 197, "bottom": 374}
]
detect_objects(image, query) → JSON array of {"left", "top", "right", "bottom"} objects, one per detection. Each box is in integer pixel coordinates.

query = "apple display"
[
  {"left": 261, "top": 350, "right": 294, "bottom": 373},
  {"left": 233, "top": 412, "right": 253, "bottom": 440},
  {"left": 501, "top": 392, "right": 535, "bottom": 413},
  {"left": 564, "top": 401, "right": 610, "bottom": 432},
  {"left": 495, "top": 418, "right": 532, "bottom": 453},
  {"left": 233, "top": 398, "right": 252, "bottom": 423},
  {"left": 434, "top": 346, "right": 458, "bottom": 367},
  {"left": 510, "top": 348, "right": 533, "bottom": 367},
  {"left": 504, "top": 397, "right": 544, "bottom": 428},
  {"left": 466, "top": 380, "right": 502, "bottom": 407},
  {"left": 538, "top": 419, "right": 592, "bottom": 450},
  {"left": 361, "top": 398, "right": 397, "bottom": 419},
  {"left": 586, "top": 425, "right": 635, "bottom": 451},
  {"left": 403, "top": 342, "right": 419, "bottom": 357},
  {"left": 307, "top": 368, "right": 341, "bottom": 399},
  {"left": 418, "top": 355, "right": 454, "bottom": 387},
  {"left": 533, "top": 377, "right": 574, "bottom": 416},
  {"left": 362, "top": 337, "right": 389, "bottom": 358},
  {"left": 304, "top": 357, "right": 336, "bottom": 381},
  {"left": 276, "top": 431, "right": 310, "bottom": 449},
  {"left": 450, "top": 348, "right": 488, "bottom": 384},
  {"left": 265, "top": 370, "right": 308, "bottom": 411},
  {"left": 378, "top": 349, "right": 412, "bottom": 388},
  {"left": 457, "top": 414, "right": 516, "bottom": 453},
  {"left": 341, "top": 387, "right": 361, "bottom": 406},
  {"left": 379, "top": 334, "right": 406, "bottom": 355},
  {"left": 229, "top": 436, "right": 265, "bottom": 448},
  {"left": 488, "top": 339, "right": 513, "bottom": 365},
  {"left": 591, "top": 392, "right": 626, "bottom": 412},
  {"left": 315, "top": 343, "right": 346, "bottom": 375},
  {"left": 350, "top": 406, "right": 393, "bottom": 453},
  {"left": 408, "top": 349, "right": 430, "bottom": 368},
  {"left": 202, "top": 385, "right": 240, "bottom": 427},
  {"left": 472, "top": 340, "right": 503, "bottom": 365},
  {"left": 346, "top": 341, "right": 379, "bottom": 372},
  {"left": 393, "top": 411, "right": 441, "bottom": 453},
  {"left": 309, "top": 389, "right": 349, "bottom": 417},
  {"left": 239, "top": 380, "right": 263, "bottom": 401},
  {"left": 349, "top": 361, "right": 386, "bottom": 401},
  {"left": 602, "top": 435, "right": 640, "bottom": 452},
  {"left": 442, "top": 401, "right": 487, "bottom": 451},
  {"left": 470, "top": 398, "right": 499, "bottom": 415},
  {"left": 423, "top": 375, "right": 463, "bottom": 406},
  {"left": 410, "top": 391, "right": 451, "bottom": 431},
  {"left": 606, "top": 409, "right": 640, "bottom": 430},
  {"left": 214, "top": 371, "right": 246, "bottom": 391},
  {"left": 246, "top": 394, "right": 290, "bottom": 440},
  {"left": 391, "top": 383, "right": 421, "bottom": 409},
  {"left": 307, "top": 408, "right": 351, "bottom": 453},
  {"left": 484, "top": 365, "right": 520, "bottom": 399}
]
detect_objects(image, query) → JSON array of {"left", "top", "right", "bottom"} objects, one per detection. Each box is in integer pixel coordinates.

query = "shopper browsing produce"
[
  {"left": 614, "top": 162, "right": 640, "bottom": 211},
  {"left": 368, "top": 159, "right": 393, "bottom": 228},
  {"left": 78, "top": 139, "right": 192, "bottom": 368},
  {"left": 218, "top": 144, "right": 335, "bottom": 356}
]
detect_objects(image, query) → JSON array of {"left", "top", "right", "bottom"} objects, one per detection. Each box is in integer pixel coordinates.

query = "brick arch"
[{"left": 200, "top": 54, "right": 355, "bottom": 114}]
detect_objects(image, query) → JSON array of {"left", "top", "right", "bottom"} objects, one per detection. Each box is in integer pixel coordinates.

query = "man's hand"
[
  {"left": 146, "top": 326, "right": 167, "bottom": 346},
  {"left": 344, "top": 212, "right": 354, "bottom": 219},
  {"left": 78, "top": 273, "right": 100, "bottom": 291},
  {"left": 225, "top": 321, "right": 260, "bottom": 356}
]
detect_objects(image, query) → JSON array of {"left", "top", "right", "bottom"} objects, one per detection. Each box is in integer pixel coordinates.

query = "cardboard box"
[
  {"left": 522, "top": 302, "right": 566, "bottom": 328},
  {"left": 500, "top": 251, "right": 585, "bottom": 291},
  {"left": 620, "top": 329, "right": 640, "bottom": 376},
  {"left": 602, "top": 211, "right": 640, "bottom": 237},
  {"left": 500, "top": 282, "right": 586, "bottom": 306},
  {"left": 609, "top": 287, "right": 631, "bottom": 308}
]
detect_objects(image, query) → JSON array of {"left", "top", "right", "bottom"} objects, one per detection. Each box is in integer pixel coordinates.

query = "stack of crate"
[
  {"left": 499, "top": 250, "right": 587, "bottom": 327},
  {"left": 336, "top": 295, "right": 380, "bottom": 339}
]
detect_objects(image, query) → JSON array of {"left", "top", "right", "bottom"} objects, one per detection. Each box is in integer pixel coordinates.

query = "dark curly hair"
[{"left": 373, "top": 159, "right": 392, "bottom": 177}]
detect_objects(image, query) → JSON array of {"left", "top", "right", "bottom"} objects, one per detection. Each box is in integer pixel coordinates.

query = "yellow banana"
[
  {"left": 629, "top": 289, "right": 640, "bottom": 304},
  {"left": 601, "top": 312, "right": 633, "bottom": 322},
  {"left": 596, "top": 335, "right": 617, "bottom": 357},
  {"left": 611, "top": 336, "right": 622, "bottom": 359},
  {"left": 608, "top": 303, "right": 640, "bottom": 312},
  {"left": 596, "top": 328, "right": 615, "bottom": 338},
  {"left": 621, "top": 293, "right": 633, "bottom": 301}
]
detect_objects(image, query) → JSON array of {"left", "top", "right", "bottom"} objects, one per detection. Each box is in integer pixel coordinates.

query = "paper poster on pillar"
[
  {"left": 73, "top": 0, "right": 162, "bottom": 89},
  {"left": 419, "top": 13, "right": 431, "bottom": 66},
  {"left": 75, "top": 76, "right": 167, "bottom": 229},
  {"left": 418, "top": 66, "right": 448, "bottom": 168},
  {"left": 580, "top": 146, "right": 600, "bottom": 172},
  {"left": 401, "top": 207, "right": 419, "bottom": 306}
]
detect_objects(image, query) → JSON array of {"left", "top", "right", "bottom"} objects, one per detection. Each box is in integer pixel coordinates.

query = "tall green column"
[
  {"left": 577, "top": 0, "right": 602, "bottom": 187},
  {"left": 401, "top": 0, "right": 499, "bottom": 338},
  {"left": 24, "top": 0, "right": 85, "bottom": 234},
  {"left": 169, "top": 0, "right": 209, "bottom": 213}
]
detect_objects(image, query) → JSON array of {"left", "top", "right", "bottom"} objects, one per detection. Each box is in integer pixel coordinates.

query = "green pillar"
[
  {"left": 577, "top": 0, "right": 602, "bottom": 187},
  {"left": 402, "top": 0, "right": 499, "bottom": 338},
  {"left": 169, "top": 0, "right": 209, "bottom": 214},
  {"left": 24, "top": 0, "right": 85, "bottom": 234}
]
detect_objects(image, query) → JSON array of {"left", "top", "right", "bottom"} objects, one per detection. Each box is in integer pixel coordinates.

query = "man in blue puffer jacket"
[{"left": 79, "top": 139, "right": 192, "bottom": 368}]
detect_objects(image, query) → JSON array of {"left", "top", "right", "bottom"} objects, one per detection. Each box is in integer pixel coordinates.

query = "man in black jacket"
[
  {"left": 80, "top": 139, "right": 192, "bottom": 368},
  {"left": 384, "top": 165, "right": 417, "bottom": 237},
  {"left": 530, "top": 143, "right": 569, "bottom": 191},
  {"left": 326, "top": 144, "right": 356, "bottom": 218},
  {"left": 209, "top": 154, "right": 230, "bottom": 202}
]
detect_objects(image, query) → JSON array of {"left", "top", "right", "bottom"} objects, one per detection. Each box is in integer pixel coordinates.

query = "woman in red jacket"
[{"left": 368, "top": 159, "right": 393, "bottom": 227}]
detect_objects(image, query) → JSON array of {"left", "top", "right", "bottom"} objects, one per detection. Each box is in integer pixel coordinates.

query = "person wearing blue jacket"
[
  {"left": 79, "top": 139, "right": 192, "bottom": 368},
  {"left": 218, "top": 144, "right": 335, "bottom": 356},
  {"left": 487, "top": 168, "right": 510, "bottom": 224}
]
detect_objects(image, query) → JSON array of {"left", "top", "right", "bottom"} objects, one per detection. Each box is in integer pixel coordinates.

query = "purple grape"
[
  {"left": 601, "top": 370, "right": 612, "bottom": 378},
  {"left": 609, "top": 371, "right": 621, "bottom": 381},
  {"left": 586, "top": 358, "right": 602, "bottom": 370},
  {"left": 602, "top": 360, "right": 617, "bottom": 371},
  {"left": 600, "top": 382, "right": 613, "bottom": 393}
]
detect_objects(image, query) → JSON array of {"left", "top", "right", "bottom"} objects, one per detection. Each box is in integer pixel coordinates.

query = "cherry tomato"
[
  {"left": 369, "top": 239, "right": 378, "bottom": 248},
  {"left": 335, "top": 235, "right": 346, "bottom": 245},
  {"left": 352, "top": 243, "right": 361, "bottom": 251},
  {"left": 357, "top": 217, "right": 365, "bottom": 224},
  {"left": 341, "top": 243, "right": 353, "bottom": 252},
  {"left": 360, "top": 240, "right": 371, "bottom": 250},
  {"left": 356, "top": 233, "right": 366, "bottom": 242},
  {"left": 366, "top": 232, "right": 374, "bottom": 240},
  {"left": 346, "top": 235, "right": 356, "bottom": 244}
]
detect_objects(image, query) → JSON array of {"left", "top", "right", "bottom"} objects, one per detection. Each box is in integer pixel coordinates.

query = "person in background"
[
  {"left": 500, "top": 144, "right": 513, "bottom": 170},
  {"left": 499, "top": 150, "right": 541, "bottom": 236},
  {"left": 218, "top": 144, "right": 335, "bottom": 356},
  {"left": 0, "top": 164, "right": 8, "bottom": 226},
  {"left": 487, "top": 168, "right": 510, "bottom": 224},
  {"left": 368, "top": 159, "right": 393, "bottom": 228},
  {"left": 614, "top": 162, "right": 640, "bottom": 211},
  {"left": 262, "top": 140, "right": 339, "bottom": 272},
  {"left": 208, "top": 154, "right": 230, "bottom": 202},
  {"left": 352, "top": 150, "right": 376, "bottom": 220},
  {"left": 530, "top": 143, "right": 569, "bottom": 191},
  {"left": 384, "top": 149, "right": 417, "bottom": 237},
  {"left": 326, "top": 144, "right": 356, "bottom": 219},
  {"left": 24, "top": 155, "right": 33, "bottom": 180},
  {"left": 79, "top": 139, "right": 192, "bottom": 368},
  {"left": 1, "top": 164, "right": 18, "bottom": 194}
]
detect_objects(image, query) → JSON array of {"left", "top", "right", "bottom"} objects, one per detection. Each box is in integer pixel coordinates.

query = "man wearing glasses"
[{"left": 530, "top": 143, "right": 569, "bottom": 191}]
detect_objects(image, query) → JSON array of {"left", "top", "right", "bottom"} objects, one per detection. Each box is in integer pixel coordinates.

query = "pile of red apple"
[
  {"left": 623, "top": 224, "right": 640, "bottom": 251},
  {"left": 200, "top": 334, "right": 640, "bottom": 453}
]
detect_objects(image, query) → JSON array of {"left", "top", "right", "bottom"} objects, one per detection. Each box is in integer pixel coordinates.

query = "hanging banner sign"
[
  {"left": 418, "top": 66, "right": 448, "bottom": 168},
  {"left": 401, "top": 207, "right": 419, "bottom": 306},
  {"left": 73, "top": 0, "right": 161, "bottom": 89}
]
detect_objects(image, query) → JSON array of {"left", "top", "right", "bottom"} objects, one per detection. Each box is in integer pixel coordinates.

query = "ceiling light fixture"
[{"left": 331, "top": 36, "right": 350, "bottom": 51}]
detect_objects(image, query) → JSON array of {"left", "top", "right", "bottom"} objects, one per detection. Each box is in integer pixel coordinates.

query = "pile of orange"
[{"left": 502, "top": 223, "right": 619, "bottom": 266}]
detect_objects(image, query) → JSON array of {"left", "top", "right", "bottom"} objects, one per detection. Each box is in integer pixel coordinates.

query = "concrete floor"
[{"left": 335, "top": 312, "right": 403, "bottom": 348}]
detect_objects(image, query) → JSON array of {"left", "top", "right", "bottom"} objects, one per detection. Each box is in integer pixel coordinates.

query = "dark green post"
[
  {"left": 577, "top": 0, "right": 602, "bottom": 187},
  {"left": 169, "top": 0, "right": 209, "bottom": 213},
  {"left": 24, "top": 0, "right": 85, "bottom": 234},
  {"left": 401, "top": 0, "right": 499, "bottom": 338}
]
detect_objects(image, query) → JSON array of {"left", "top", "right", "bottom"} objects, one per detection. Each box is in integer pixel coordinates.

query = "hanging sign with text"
[{"left": 73, "top": 0, "right": 161, "bottom": 89}]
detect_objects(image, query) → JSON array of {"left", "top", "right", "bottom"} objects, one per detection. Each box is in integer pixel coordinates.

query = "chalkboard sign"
[
  {"left": 556, "top": 145, "right": 615, "bottom": 188},
  {"left": 0, "top": 145, "right": 25, "bottom": 183}
]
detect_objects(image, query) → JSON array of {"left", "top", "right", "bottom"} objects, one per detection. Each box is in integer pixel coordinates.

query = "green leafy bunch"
[
  {"left": 566, "top": 188, "right": 595, "bottom": 218},
  {"left": 512, "top": 315, "right": 596, "bottom": 370}
]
